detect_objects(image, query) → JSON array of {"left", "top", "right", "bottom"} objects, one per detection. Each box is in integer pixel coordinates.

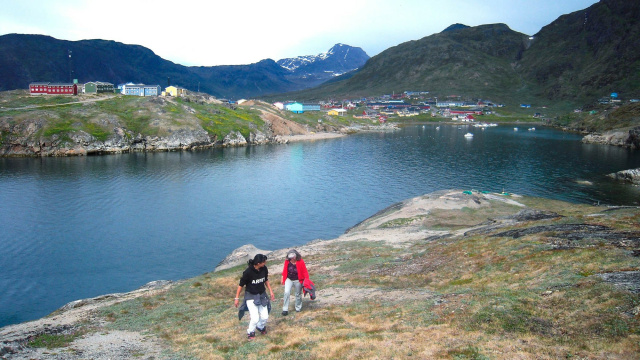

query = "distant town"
[{"left": 28, "top": 80, "right": 638, "bottom": 124}]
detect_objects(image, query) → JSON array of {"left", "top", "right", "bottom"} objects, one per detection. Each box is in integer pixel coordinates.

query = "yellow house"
[
  {"left": 164, "top": 86, "right": 187, "bottom": 97},
  {"left": 328, "top": 109, "right": 347, "bottom": 116}
]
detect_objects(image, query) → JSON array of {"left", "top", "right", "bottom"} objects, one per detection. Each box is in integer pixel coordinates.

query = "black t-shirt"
[{"left": 239, "top": 265, "right": 269, "bottom": 295}]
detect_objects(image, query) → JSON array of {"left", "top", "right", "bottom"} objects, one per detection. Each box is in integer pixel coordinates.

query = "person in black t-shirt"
[{"left": 234, "top": 254, "right": 275, "bottom": 340}]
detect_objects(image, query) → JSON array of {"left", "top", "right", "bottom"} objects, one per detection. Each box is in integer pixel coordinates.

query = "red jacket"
[{"left": 282, "top": 259, "right": 309, "bottom": 284}]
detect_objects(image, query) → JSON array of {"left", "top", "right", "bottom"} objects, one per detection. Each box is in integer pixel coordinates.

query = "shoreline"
[
  {"left": 275, "top": 132, "right": 346, "bottom": 143},
  {"left": 1, "top": 189, "right": 639, "bottom": 358}
]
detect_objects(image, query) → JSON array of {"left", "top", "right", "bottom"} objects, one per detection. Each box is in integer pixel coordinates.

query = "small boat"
[
  {"left": 436, "top": 126, "right": 440, "bottom": 130},
  {"left": 528, "top": 127, "right": 536, "bottom": 131},
  {"left": 464, "top": 132, "right": 474, "bottom": 138},
  {"left": 514, "top": 127, "right": 518, "bottom": 131}
]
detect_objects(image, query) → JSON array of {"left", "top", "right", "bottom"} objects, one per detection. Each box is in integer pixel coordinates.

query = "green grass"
[
  {"left": 43, "top": 118, "right": 75, "bottom": 137},
  {"left": 27, "top": 331, "right": 84, "bottom": 349},
  {"left": 84, "top": 122, "right": 110, "bottom": 141}
]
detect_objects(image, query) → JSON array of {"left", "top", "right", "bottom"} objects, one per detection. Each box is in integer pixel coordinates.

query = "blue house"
[
  {"left": 302, "top": 103, "right": 321, "bottom": 111},
  {"left": 284, "top": 102, "right": 320, "bottom": 113},
  {"left": 121, "top": 83, "right": 161, "bottom": 96},
  {"left": 285, "top": 102, "right": 304, "bottom": 113}
]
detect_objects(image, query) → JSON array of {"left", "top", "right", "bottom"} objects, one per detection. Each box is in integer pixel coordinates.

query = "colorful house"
[
  {"left": 328, "top": 109, "right": 347, "bottom": 116},
  {"left": 122, "top": 83, "right": 161, "bottom": 96},
  {"left": 164, "top": 86, "right": 187, "bottom": 97},
  {"left": 285, "top": 102, "right": 304, "bottom": 113},
  {"left": 302, "top": 103, "right": 321, "bottom": 111},
  {"left": 29, "top": 82, "right": 77, "bottom": 95},
  {"left": 84, "top": 81, "right": 114, "bottom": 94}
]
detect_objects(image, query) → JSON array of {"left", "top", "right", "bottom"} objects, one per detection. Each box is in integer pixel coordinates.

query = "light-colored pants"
[
  {"left": 283, "top": 278, "right": 303, "bottom": 312},
  {"left": 246, "top": 299, "right": 268, "bottom": 334}
]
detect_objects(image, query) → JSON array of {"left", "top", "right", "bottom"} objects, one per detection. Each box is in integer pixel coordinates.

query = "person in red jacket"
[{"left": 281, "top": 249, "right": 309, "bottom": 315}]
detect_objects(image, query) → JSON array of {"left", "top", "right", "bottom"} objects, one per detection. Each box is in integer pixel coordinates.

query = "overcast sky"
[{"left": 0, "top": 0, "right": 598, "bottom": 66}]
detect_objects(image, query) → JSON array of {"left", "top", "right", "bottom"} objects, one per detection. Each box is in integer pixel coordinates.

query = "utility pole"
[{"left": 68, "top": 50, "right": 73, "bottom": 83}]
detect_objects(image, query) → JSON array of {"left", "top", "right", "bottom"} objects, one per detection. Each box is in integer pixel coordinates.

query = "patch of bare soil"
[
  {"left": 316, "top": 287, "right": 436, "bottom": 306},
  {"left": 258, "top": 110, "right": 308, "bottom": 136}
]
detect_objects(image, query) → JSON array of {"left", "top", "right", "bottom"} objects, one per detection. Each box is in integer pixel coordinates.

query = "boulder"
[
  {"left": 607, "top": 168, "right": 640, "bottom": 185},
  {"left": 249, "top": 130, "right": 269, "bottom": 145},
  {"left": 215, "top": 244, "right": 271, "bottom": 272},
  {"left": 223, "top": 131, "right": 247, "bottom": 147}
]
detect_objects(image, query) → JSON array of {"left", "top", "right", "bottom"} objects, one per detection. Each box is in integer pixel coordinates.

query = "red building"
[{"left": 29, "top": 82, "right": 78, "bottom": 95}]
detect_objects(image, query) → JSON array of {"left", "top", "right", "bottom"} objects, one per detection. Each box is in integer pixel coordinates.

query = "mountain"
[
  {"left": 277, "top": 44, "right": 369, "bottom": 87},
  {"left": 2, "top": 0, "right": 638, "bottom": 107},
  {"left": 284, "top": 0, "right": 640, "bottom": 109},
  {"left": 515, "top": 0, "right": 640, "bottom": 102},
  {"left": 285, "top": 23, "right": 530, "bottom": 102},
  {"left": 0, "top": 34, "right": 361, "bottom": 98}
]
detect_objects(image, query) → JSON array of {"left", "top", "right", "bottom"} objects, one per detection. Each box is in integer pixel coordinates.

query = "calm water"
[{"left": 1, "top": 124, "right": 639, "bottom": 327}]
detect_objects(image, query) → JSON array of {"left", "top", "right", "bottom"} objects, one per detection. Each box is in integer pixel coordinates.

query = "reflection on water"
[{"left": 0, "top": 125, "right": 638, "bottom": 327}]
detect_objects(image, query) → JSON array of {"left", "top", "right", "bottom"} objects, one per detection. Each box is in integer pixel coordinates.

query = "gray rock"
[
  {"left": 582, "top": 126, "right": 640, "bottom": 149},
  {"left": 249, "top": 130, "right": 269, "bottom": 145},
  {"left": 215, "top": 244, "right": 271, "bottom": 272},
  {"left": 597, "top": 271, "right": 640, "bottom": 294},
  {"left": 607, "top": 168, "right": 640, "bottom": 185},
  {"left": 223, "top": 131, "right": 247, "bottom": 147}
]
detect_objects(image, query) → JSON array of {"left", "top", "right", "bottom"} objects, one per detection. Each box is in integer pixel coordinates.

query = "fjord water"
[{"left": 1, "top": 125, "right": 639, "bottom": 327}]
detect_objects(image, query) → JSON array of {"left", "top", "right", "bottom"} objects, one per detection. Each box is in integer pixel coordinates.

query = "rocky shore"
[
  {"left": 0, "top": 95, "right": 387, "bottom": 157},
  {"left": 581, "top": 126, "right": 640, "bottom": 149},
  {"left": 608, "top": 167, "right": 640, "bottom": 185},
  {"left": 1, "top": 189, "right": 639, "bottom": 359}
]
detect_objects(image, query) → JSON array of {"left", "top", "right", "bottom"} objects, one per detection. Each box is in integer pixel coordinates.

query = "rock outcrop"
[
  {"left": 582, "top": 126, "right": 640, "bottom": 149},
  {"left": 215, "top": 244, "right": 271, "bottom": 272},
  {"left": 608, "top": 168, "right": 640, "bottom": 185}
]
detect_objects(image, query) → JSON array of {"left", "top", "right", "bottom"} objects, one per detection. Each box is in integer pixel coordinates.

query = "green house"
[{"left": 84, "top": 81, "right": 114, "bottom": 94}]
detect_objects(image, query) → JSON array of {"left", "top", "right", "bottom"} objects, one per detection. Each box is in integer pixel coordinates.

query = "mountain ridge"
[
  {"left": 280, "top": 0, "right": 640, "bottom": 110},
  {"left": 1, "top": 0, "right": 639, "bottom": 107},
  {"left": 0, "top": 35, "right": 367, "bottom": 99}
]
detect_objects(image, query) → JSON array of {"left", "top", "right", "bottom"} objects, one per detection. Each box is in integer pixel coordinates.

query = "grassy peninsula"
[
  {"left": 0, "top": 90, "right": 371, "bottom": 156},
  {"left": 5, "top": 190, "right": 639, "bottom": 359}
]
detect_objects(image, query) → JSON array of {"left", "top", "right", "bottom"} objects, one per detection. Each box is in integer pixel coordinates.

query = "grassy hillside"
[
  {"left": 0, "top": 34, "right": 297, "bottom": 99},
  {"left": 279, "top": 0, "right": 640, "bottom": 114},
  {"left": 285, "top": 24, "right": 530, "bottom": 103},
  {"left": 517, "top": 0, "right": 640, "bottom": 103},
  {"left": 0, "top": 91, "right": 372, "bottom": 153},
  {"left": 26, "top": 191, "right": 638, "bottom": 359},
  {"left": 554, "top": 102, "right": 640, "bottom": 132}
]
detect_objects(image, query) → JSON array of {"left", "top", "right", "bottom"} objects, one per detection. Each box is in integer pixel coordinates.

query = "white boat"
[
  {"left": 436, "top": 126, "right": 440, "bottom": 130},
  {"left": 464, "top": 132, "right": 474, "bottom": 138},
  {"left": 528, "top": 127, "right": 536, "bottom": 131},
  {"left": 514, "top": 127, "right": 518, "bottom": 131}
]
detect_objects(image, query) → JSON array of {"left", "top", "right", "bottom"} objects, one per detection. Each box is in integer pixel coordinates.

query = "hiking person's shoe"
[
  {"left": 282, "top": 311, "right": 288, "bottom": 316},
  {"left": 247, "top": 332, "right": 256, "bottom": 340},
  {"left": 257, "top": 326, "right": 267, "bottom": 335}
]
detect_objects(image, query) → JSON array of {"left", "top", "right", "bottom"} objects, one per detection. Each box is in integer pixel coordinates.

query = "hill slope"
[
  {"left": 286, "top": 0, "right": 640, "bottom": 109},
  {"left": 2, "top": 190, "right": 638, "bottom": 359},
  {"left": 300, "top": 23, "right": 528, "bottom": 100},
  {"left": 0, "top": 35, "right": 366, "bottom": 99},
  {"left": 516, "top": 0, "right": 640, "bottom": 102}
]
